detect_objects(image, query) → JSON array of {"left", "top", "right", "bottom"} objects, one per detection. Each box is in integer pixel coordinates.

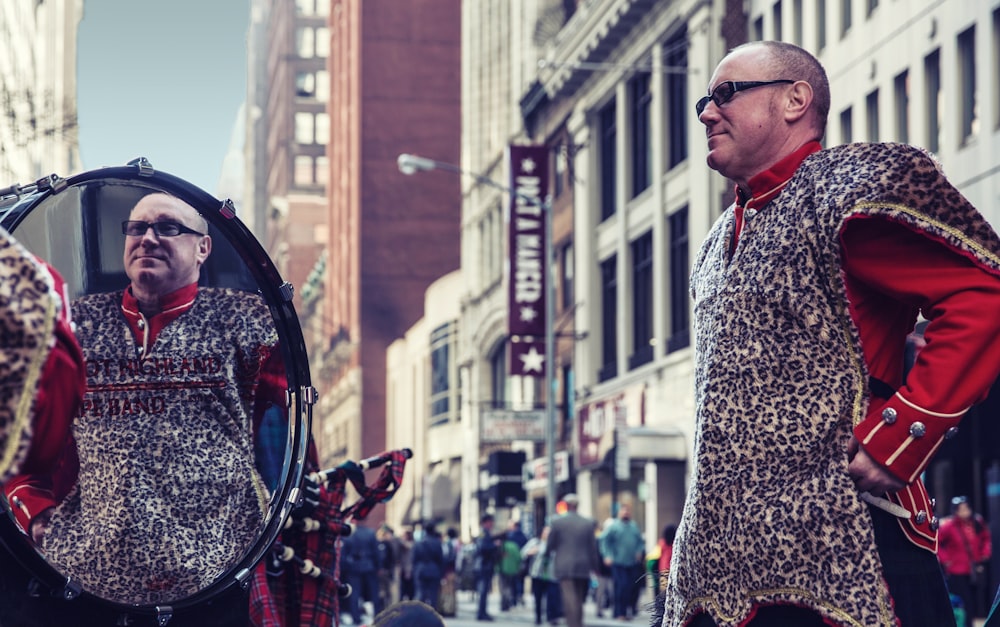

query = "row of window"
[
  {"left": 762, "top": 4, "right": 997, "bottom": 152},
  {"left": 598, "top": 207, "right": 690, "bottom": 382},
  {"left": 835, "top": 25, "right": 981, "bottom": 154},
  {"left": 598, "top": 30, "right": 688, "bottom": 221},
  {"left": 755, "top": 0, "right": 881, "bottom": 52}
]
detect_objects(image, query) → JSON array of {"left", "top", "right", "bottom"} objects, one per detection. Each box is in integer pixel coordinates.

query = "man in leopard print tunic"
[
  {"left": 11, "top": 193, "right": 285, "bottom": 605},
  {"left": 660, "top": 41, "right": 1000, "bottom": 627}
]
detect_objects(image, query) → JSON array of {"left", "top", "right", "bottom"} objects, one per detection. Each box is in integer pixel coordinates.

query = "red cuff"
[
  {"left": 854, "top": 392, "right": 964, "bottom": 484},
  {"left": 5, "top": 478, "right": 57, "bottom": 534}
]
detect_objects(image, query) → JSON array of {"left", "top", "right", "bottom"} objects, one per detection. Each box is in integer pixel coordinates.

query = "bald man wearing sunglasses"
[{"left": 658, "top": 41, "right": 1000, "bottom": 627}]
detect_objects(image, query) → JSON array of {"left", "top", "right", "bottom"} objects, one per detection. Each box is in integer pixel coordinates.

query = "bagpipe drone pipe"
[{"left": 261, "top": 448, "right": 412, "bottom": 627}]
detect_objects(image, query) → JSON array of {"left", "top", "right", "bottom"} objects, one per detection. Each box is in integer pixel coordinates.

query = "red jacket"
[
  {"left": 938, "top": 515, "right": 992, "bottom": 575},
  {"left": 738, "top": 142, "right": 1000, "bottom": 552}
]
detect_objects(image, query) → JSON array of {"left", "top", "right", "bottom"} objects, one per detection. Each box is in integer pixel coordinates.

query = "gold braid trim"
[
  {"left": 684, "top": 584, "right": 896, "bottom": 627},
  {"left": 0, "top": 278, "right": 57, "bottom": 478}
]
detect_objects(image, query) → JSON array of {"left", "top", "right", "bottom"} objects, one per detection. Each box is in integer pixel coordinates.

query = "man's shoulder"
[{"left": 196, "top": 287, "right": 268, "bottom": 310}]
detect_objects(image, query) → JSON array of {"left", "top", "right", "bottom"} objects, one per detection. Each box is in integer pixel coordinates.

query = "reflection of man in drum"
[{"left": 7, "top": 192, "right": 285, "bottom": 605}]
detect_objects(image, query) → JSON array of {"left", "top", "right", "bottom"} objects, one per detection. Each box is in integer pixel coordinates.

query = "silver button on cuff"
[
  {"left": 915, "top": 510, "right": 927, "bottom": 524},
  {"left": 930, "top": 517, "right": 940, "bottom": 531},
  {"left": 945, "top": 427, "right": 959, "bottom": 439},
  {"left": 909, "top": 422, "right": 927, "bottom": 437},
  {"left": 881, "top": 407, "right": 897, "bottom": 424}
]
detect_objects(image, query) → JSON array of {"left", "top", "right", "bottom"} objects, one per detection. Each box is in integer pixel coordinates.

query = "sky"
[{"left": 77, "top": 0, "right": 251, "bottom": 196}]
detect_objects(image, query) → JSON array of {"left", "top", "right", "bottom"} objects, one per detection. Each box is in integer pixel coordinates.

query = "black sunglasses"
[
  {"left": 122, "top": 220, "right": 206, "bottom": 238},
  {"left": 695, "top": 80, "right": 795, "bottom": 116}
]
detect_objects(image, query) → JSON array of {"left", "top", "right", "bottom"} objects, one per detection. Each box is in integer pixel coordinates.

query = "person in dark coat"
[
  {"left": 412, "top": 525, "right": 446, "bottom": 610},
  {"left": 475, "top": 513, "right": 502, "bottom": 621},
  {"left": 342, "top": 523, "right": 381, "bottom": 624}
]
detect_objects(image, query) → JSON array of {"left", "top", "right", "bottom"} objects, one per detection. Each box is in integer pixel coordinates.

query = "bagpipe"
[{"left": 259, "top": 448, "right": 412, "bottom": 627}]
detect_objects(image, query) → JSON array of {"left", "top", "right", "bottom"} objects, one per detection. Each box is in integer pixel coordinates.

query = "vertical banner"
[{"left": 507, "top": 144, "right": 549, "bottom": 377}]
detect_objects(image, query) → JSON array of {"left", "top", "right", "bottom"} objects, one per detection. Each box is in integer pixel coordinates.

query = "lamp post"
[{"left": 397, "top": 152, "right": 558, "bottom": 523}]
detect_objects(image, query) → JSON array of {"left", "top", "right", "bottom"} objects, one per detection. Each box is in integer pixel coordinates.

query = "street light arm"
[{"left": 396, "top": 153, "right": 543, "bottom": 204}]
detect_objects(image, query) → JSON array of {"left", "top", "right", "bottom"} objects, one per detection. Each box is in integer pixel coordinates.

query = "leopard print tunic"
[
  {"left": 663, "top": 143, "right": 1000, "bottom": 627},
  {"left": 0, "top": 227, "right": 59, "bottom": 483},
  {"left": 42, "top": 287, "right": 279, "bottom": 605}
]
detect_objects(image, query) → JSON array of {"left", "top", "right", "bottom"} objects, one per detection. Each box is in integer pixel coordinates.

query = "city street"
[
  {"left": 443, "top": 591, "right": 653, "bottom": 627},
  {"left": 349, "top": 589, "right": 655, "bottom": 627}
]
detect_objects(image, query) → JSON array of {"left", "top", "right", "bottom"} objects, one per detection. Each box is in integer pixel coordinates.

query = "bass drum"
[{"left": 0, "top": 159, "right": 312, "bottom": 627}]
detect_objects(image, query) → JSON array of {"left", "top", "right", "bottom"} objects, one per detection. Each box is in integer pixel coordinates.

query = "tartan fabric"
[
  {"left": 262, "top": 448, "right": 409, "bottom": 627},
  {"left": 250, "top": 560, "right": 280, "bottom": 626}
]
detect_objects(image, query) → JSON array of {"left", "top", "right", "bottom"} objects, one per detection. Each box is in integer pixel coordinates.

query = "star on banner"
[
  {"left": 519, "top": 346, "right": 545, "bottom": 373},
  {"left": 520, "top": 157, "right": 537, "bottom": 174},
  {"left": 519, "top": 306, "right": 538, "bottom": 323}
]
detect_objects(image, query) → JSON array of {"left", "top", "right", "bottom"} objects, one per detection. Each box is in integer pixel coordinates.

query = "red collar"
[
  {"left": 120, "top": 283, "right": 198, "bottom": 356},
  {"left": 735, "top": 141, "right": 823, "bottom": 210}
]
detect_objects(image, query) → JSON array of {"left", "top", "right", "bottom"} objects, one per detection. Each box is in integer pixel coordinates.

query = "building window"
[
  {"left": 316, "top": 112, "right": 330, "bottom": 145},
  {"left": 840, "top": 106, "right": 853, "bottom": 144},
  {"left": 958, "top": 26, "right": 978, "bottom": 146},
  {"left": 599, "top": 255, "right": 617, "bottom": 382},
  {"left": 295, "top": 112, "right": 315, "bottom": 144},
  {"left": 490, "top": 342, "right": 508, "bottom": 409},
  {"left": 599, "top": 101, "right": 617, "bottom": 221},
  {"left": 666, "top": 30, "right": 688, "bottom": 169},
  {"left": 629, "top": 231, "right": 653, "bottom": 370},
  {"left": 294, "top": 156, "right": 314, "bottom": 186},
  {"left": 316, "top": 27, "right": 330, "bottom": 58},
  {"left": 430, "top": 322, "right": 456, "bottom": 423},
  {"left": 667, "top": 207, "right": 689, "bottom": 353},
  {"left": 840, "top": 0, "right": 851, "bottom": 38},
  {"left": 866, "top": 89, "right": 879, "bottom": 142},
  {"left": 296, "top": 72, "right": 316, "bottom": 98},
  {"left": 894, "top": 70, "right": 909, "bottom": 143},
  {"left": 561, "top": 242, "right": 574, "bottom": 311},
  {"left": 867, "top": 0, "right": 878, "bottom": 17},
  {"left": 793, "top": 0, "right": 803, "bottom": 45},
  {"left": 753, "top": 16, "right": 764, "bottom": 41},
  {"left": 295, "top": 0, "right": 315, "bottom": 15},
  {"left": 772, "top": 1, "right": 782, "bottom": 41},
  {"left": 553, "top": 144, "right": 565, "bottom": 198},
  {"left": 296, "top": 27, "right": 315, "bottom": 58},
  {"left": 925, "top": 49, "right": 941, "bottom": 153},
  {"left": 817, "top": 0, "right": 827, "bottom": 51},
  {"left": 316, "top": 71, "right": 330, "bottom": 103},
  {"left": 316, "top": 155, "right": 329, "bottom": 187},
  {"left": 630, "top": 72, "right": 652, "bottom": 198}
]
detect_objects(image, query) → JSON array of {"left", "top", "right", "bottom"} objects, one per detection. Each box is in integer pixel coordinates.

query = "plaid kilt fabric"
[{"left": 254, "top": 448, "right": 408, "bottom": 627}]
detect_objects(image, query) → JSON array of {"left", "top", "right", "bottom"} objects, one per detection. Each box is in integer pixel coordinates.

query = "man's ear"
[
  {"left": 784, "top": 80, "right": 814, "bottom": 123},
  {"left": 196, "top": 235, "right": 212, "bottom": 265}
]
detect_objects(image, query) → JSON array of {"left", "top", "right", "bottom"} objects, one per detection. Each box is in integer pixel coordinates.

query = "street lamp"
[{"left": 397, "top": 152, "right": 558, "bottom": 523}]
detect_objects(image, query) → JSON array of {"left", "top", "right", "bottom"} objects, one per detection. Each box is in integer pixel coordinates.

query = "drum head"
[{"left": 0, "top": 160, "right": 312, "bottom": 626}]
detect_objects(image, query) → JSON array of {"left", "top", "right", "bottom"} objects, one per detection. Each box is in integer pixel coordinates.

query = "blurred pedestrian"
[
  {"left": 600, "top": 504, "right": 645, "bottom": 621},
  {"left": 376, "top": 524, "right": 397, "bottom": 608},
  {"left": 547, "top": 494, "right": 600, "bottom": 627},
  {"left": 343, "top": 523, "right": 381, "bottom": 624},
  {"left": 522, "top": 526, "right": 563, "bottom": 625},
  {"left": 474, "top": 513, "right": 502, "bottom": 621},
  {"left": 507, "top": 519, "right": 530, "bottom": 606},
  {"left": 412, "top": 524, "right": 446, "bottom": 611},
  {"left": 397, "top": 528, "right": 415, "bottom": 601},
  {"left": 499, "top": 533, "right": 524, "bottom": 611},
  {"left": 939, "top": 496, "right": 992, "bottom": 625}
]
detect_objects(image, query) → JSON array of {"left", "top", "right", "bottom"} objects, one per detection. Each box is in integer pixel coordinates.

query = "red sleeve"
[
  {"left": 4, "top": 262, "right": 85, "bottom": 533},
  {"left": 844, "top": 218, "right": 1000, "bottom": 483}
]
